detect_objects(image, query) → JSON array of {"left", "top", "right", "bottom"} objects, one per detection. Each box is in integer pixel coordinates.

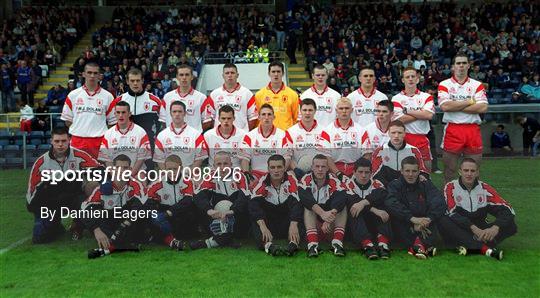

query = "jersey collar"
[
  {"left": 311, "top": 84, "right": 328, "bottom": 95},
  {"left": 267, "top": 82, "right": 285, "bottom": 94},
  {"left": 458, "top": 177, "right": 480, "bottom": 191},
  {"left": 300, "top": 120, "right": 317, "bottom": 132},
  {"left": 176, "top": 87, "right": 194, "bottom": 97},
  {"left": 217, "top": 124, "right": 236, "bottom": 139},
  {"left": 170, "top": 123, "right": 187, "bottom": 135},
  {"left": 222, "top": 83, "right": 241, "bottom": 93},
  {"left": 83, "top": 84, "right": 101, "bottom": 97},
  {"left": 354, "top": 178, "right": 372, "bottom": 190},
  {"left": 115, "top": 121, "right": 134, "bottom": 135},
  {"left": 258, "top": 125, "right": 276, "bottom": 138},
  {"left": 335, "top": 118, "right": 353, "bottom": 129},
  {"left": 401, "top": 88, "right": 420, "bottom": 96},
  {"left": 358, "top": 87, "right": 375, "bottom": 98},
  {"left": 375, "top": 118, "right": 389, "bottom": 133},
  {"left": 451, "top": 75, "right": 470, "bottom": 85}
]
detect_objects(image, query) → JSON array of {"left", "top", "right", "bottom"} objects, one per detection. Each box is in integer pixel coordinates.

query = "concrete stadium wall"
[{"left": 197, "top": 63, "right": 289, "bottom": 95}]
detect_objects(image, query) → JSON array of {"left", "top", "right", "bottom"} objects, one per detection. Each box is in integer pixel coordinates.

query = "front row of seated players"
[{"left": 27, "top": 131, "right": 516, "bottom": 260}]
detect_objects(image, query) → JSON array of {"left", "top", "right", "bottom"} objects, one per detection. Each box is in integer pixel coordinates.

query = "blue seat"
[
  {"left": 25, "top": 144, "right": 37, "bottom": 151},
  {"left": 44, "top": 131, "right": 51, "bottom": 138},
  {"left": 29, "top": 131, "right": 44, "bottom": 138},
  {"left": 6, "top": 157, "right": 23, "bottom": 167},
  {"left": 30, "top": 138, "right": 43, "bottom": 145},
  {"left": 0, "top": 139, "right": 9, "bottom": 146},
  {"left": 37, "top": 144, "right": 51, "bottom": 151},
  {"left": 0, "top": 130, "right": 10, "bottom": 138},
  {"left": 3, "top": 145, "right": 20, "bottom": 158},
  {"left": 49, "top": 106, "right": 62, "bottom": 113}
]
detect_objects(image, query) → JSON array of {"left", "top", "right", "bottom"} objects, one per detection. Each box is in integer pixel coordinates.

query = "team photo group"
[{"left": 27, "top": 55, "right": 517, "bottom": 261}]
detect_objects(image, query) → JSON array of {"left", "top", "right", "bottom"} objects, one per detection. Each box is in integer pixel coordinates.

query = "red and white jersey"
[
  {"left": 299, "top": 173, "right": 346, "bottom": 205},
  {"left": 26, "top": 147, "right": 101, "bottom": 205},
  {"left": 147, "top": 178, "right": 194, "bottom": 206},
  {"left": 300, "top": 85, "right": 341, "bottom": 127},
  {"left": 240, "top": 126, "right": 291, "bottom": 173},
  {"left": 252, "top": 172, "right": 299, "bottom": 205},
  {"left": 392, "top": 89, "right": 435, "bottom": 134},
  {"left": 154, "top": 123, "right": 208, "bottom": 166},
  {"left": 82, "top": 179, "right": 146, "bottom": 210},
  {"left": 61, "top": 85, "right": 118, "bottom": 137},
  {"left": 196, "top": 170, "right": 250, "bottom": 197},
  {"left": 203, "top": 125, "right": 247, "bottom": 168},
  {"left": 347, "top": 87, "right": 388, "bottom": 127},
  {"left": 325, "top": 119, "right": 365, "bottom": 163},
  {"left": 362, "top": 120, "right": 390, "bottom": 152},
  {"left": 438, "top": 76, "right": 488, "bottom": 124},
  {"left": 99, "top": 122, "right": 151, "bottom": 166},
  {"left": 345, "top": 177, "right": 385, "bottom": 199},
  {"left": 160, "top": 87, "right": 214, "bottom": 131},
  {"left": 208, "top": 84, "right": 257, "bottom": 130},
  {"left": 285, "top": 120, "right": 331, "bottom": 164}
]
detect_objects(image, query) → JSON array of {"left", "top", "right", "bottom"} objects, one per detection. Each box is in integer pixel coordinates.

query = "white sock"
[
  {"left": 332, "top": 239, "right": 343, "bottom": 247},
  {"left": 205, "top": 237, "right": 219, "bottom": 248},
  {"left": 264, "top": 242, "right": 273, "bottom": 253}
]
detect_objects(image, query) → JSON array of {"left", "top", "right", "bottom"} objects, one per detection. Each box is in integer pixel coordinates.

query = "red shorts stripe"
[
  {"left": 441, "top": 123, "right": 482, "bottom": 155},
  {"left": 70, "top": 135, "right": 103, "bottom": 158},
  {"left": 405, "top": 133, "right": 432, "bottom": 161}
]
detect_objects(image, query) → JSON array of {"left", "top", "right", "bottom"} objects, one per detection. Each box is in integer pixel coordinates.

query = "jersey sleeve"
[
  {"left": 247, "top": 94, "right": 258, "bottom": 121},
  {"left": 392, "top": 98, "right": 404, "bottom": 119},
  {"left": 194, "top": 134, "right": 209, "bottom": 161},
  {"left": 153, "top": 137, "right": 166, "bottom": 163},
  {"left": 159, "top": 98, "right": 168, "bottom": 123},
  {"left": 106, "top": 96, "right": 121, "bottom": 125},
  {"left": 437, "top": 83, "right": 450, "bottom": 106},
  {"left": 60, "top": 96, "right": 74, "bottom": 122},
  {"left": 138, "top": 134, "right": 151, "bottom": 161},
  {"left": 98, "top": 134, "right": 112, "bottom": 162},
  {"left": 474, "top": 83, "right": 488, "bottom": 104},
  {"left": 239, "top": 134, "right": 253, "bottom": 161},
  {"left": 423, "top": 95, "right": 435, "bottom": 113},
  {"left": 201, "top": 95, "right": 215, "bottom": 123}
]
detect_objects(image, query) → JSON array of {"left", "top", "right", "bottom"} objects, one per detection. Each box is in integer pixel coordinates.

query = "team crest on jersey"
[
  {"left": 450, "top": 87, "right": 456, "bottom": 93},
  {"left": 355, "top": 101, "right": 363, "bottom": 108},
  {"left": 326, "top": 97, "right": 332, "bottom": 105},
  {"left": 188, "top": 99, "right": 194, "bottom": 107},
  {"left": 112, "top": 138, "right": 118, "bottom": 145},
  {"left": 107, "top": 200, "right": 115, "bottom": 207},
  {"left": 283, "top": 187, "right": 289, "bottom": 194},
  {"left": 477, "top": 195, "right": 484, "bottom": 203},
  {"left": 466, "top": 87, "right": 472, "bottom": 93},
  {"left": 235, "top": 96, "right": 241, "bottom": 103},
  {"left": 144, "top": 102, "right": 150, "bottom": 111},
  {"left": 130, "top": 136, "right": 136, "bottom": 144},
  {"left": 271, "top": 140, "right": 277, "bottom": 148},
  {"left": 282, "top": 96, "right": 288, "bottom": 103},
  {"left": 265, "top": 96, "right": 271, "bottom": 102},
  {"left": 384, "top": 156, "right": 390, "bottom": 162},
  {"left": 214, "top": 143, "right": 220, "bottom": 148},
  {"left": 218, "top": 95, "right": 224, "bottom": 101},
  {"left": 183, "top": 137, "right": 190, "bottom": 144},
  {"left": 97, "top": 99, "right": 103, "bottom": 106},
  {"left": 296, "top": 135, "right": 304, "bottom": 142},
  {"left": 76, "top": 98, "right": 84, "bottom": 105},
  {"left": 232, "top": 142, "right": 238, "bottom": 148},
  {"left": 333, "top": 134, "right": 342, "bottom": 141},
  {"left": 351, "top": 132, "right": 357, "bottom": 139},
  {"left": 166, "top": 138, "right": 172, "bottom": 145},
  {"left": 69, "top": 161, "right": 76, "bottom": 170},
  {"left": 456, "top": 196, "right": 462, "bottom": 202},
  {"left": 163, "top": 194, "right": 170, "bottom": 201},
  {"left": 374, "top": 136, "right": 379, "bottom": 143}
]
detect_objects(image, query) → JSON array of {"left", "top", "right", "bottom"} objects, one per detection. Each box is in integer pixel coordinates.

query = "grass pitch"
[{"left": 1, "top": 159, "right": 539, "bottom": 297}]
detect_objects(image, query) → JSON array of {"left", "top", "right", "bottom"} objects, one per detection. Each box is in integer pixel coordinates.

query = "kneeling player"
[
  {"left": 345, "top": 158, "right": 391, "bottom": 260},
  {"left": 27, "top": 127, "right": 101, "bottom": 243},
  {"left": 146, "top": 155, "right": 197, "bottom": 251},
  {"left": 190, "top": 151, "right": 250, "bottom": 250},
  {"left": 82, "top": 154, "right": 147, "bottom": 258},
  {"left": 385, "top": 156, "right": 445, "bottom": 259},
  {"left": 299, "top": 154, "right": 348, "bottom": 257},
  {"left": 439, "top": 158, "right": 517, "bottom": 260},
  {"left": 249, "top": 154, "right": 303, "bottom": 256}
]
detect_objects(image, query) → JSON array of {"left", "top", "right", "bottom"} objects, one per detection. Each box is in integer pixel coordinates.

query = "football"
[{"left": 214, "top": 200, "right": 233, "bottom": 212}]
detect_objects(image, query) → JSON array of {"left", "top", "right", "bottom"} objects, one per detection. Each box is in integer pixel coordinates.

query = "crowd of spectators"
[{"left": 0, "top": 6, "right": 93, "bottom": 112}]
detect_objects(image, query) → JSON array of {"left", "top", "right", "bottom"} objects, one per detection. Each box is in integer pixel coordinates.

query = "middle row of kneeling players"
[{"left": 85, "top": 150, "right": 446, "bottom": 261}]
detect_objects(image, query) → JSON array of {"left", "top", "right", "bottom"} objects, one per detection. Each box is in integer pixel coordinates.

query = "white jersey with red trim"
[
  {"left": 325, "top": 119, "right": 365, "bottom": 163},
  {"left": 118, "top": 91, "right": 164, "bottom": 119},
  {"left": 160, "top": 87, "right": 214, "bottom": 131},
  {"left": 208, "top": 84, "right": 257, "bottom": 130},
  {"left": 99, "top": 122, "right": 151, "bottom": 166},
  {"left": 346, "top": 87, "right": 388, "bottom": 127},
  {"left": 154, "top": 124, "right": 208, "bottom": 166},
  {"left": 300, "top": 85, "right": 341, "bottom": 127},
  {"left": 147, "top": 178, "right": 194, "bottom": 206},
  {"left": 81, "top": 179, "right": 146, "bottom": 210},
  {"left": 203, "top": 125, "right": 247, "bottom": 168},
  {"left": 392, "top": 89, "right": 435, "bottom": 134},
  {"left": 362, "top": 120, "right": 390, "bottom": 151},
  {"left": 437, "top": 76, "right": 488, "bottom": 124},
  {"left": 285, "top": 121, "right": 331, "bottom": 164},
  {"left": 61, "top": 85, "right": 118, "bottom": 137},
  {"left": 344, "top": 177, "right": 385, "bottom": 199},
  {"left": 299, "top": 173, "right": 346, "bottom": 205},
  {"left": 240, "top": 126, "right": 291, "bottom": 173},
  {"left": 26, "top": 147, "right": 101, "bottom": 205}
]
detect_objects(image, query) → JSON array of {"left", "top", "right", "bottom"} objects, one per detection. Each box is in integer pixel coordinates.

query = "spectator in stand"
[
  {"left": 1, "top": 63, "right": 16, "bottom": 112},
  {"left": 16, "top": 60, "right": 34, "bottom": 106},
  {"left": 516, "top": 115, "right": 540, "bottom": 156},
  {"left": 519, "top": 73, "right": 540, "bottom": 101},
  {"left": 45, "top": 84, "right": 67, "bottom": 107},
  {"left": 490, "top": 125, "right": 513, "bottom": 156},
  {"left": 19, "top": 102, "right": 34, "bottom": 132},
  {"left": 32, "top": 101, "right": 50, "bottom": 132}
]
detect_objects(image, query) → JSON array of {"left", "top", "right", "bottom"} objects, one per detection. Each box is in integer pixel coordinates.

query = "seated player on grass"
[
  {"left": 249, "top": 154, "right": 303, "bottom": 256},
  {"left": 298, "top": 154, "right": 348, "bottom": 257},
  {"left": 26, "top": 127, "right": 102, "bottom": 243},
  {"left": 190, "top": 151, "right": 250, "bottom": 250},
  {"left": 385, "top": 156, "right": 446, "bottom": 259},
  {"left": 146, "top": 155, "right": 198, "bottom": 252},
  {"left": 82, "top": 154, "right": 148, "bottom": 259},
  {"left": 344, "top": 158, "right": 391, "bottom": 260},
  {"left": 439, "top": 158, "right": 517, "bottom": 260}
]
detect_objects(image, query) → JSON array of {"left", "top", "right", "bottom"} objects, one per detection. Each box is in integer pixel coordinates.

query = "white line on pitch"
[{"left": 0, "top": 236, "right": 31, "bottom": 255}]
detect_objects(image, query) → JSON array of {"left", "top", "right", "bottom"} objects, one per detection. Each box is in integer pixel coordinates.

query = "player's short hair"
[
  {"left": 113, "top": 154, "right": 132, "bottom": 165},
  {"left": 401, "top": 156, "right": 418, "bottom": 168},
  {"left": 377, "top": 100, "right": 394, "bottom": 113},
  {"left": 460, "top": 157, "right": 478, "bottom": 168},
  {"left": 127, "top": 68, "right": 143, "bottom": 79},
  {"left": 312, "top": 64, "right": 327, "bottom": 74},
  {"left": 497, "top": 124, "right": 505, "bottom": 129},
  {"left": 170, "top": 100, "right": 186, "bottom": 112},
  {"left": 51, "top": 127, "right": 69, "bottom": 137},
  {"left": 359, "top": 66, "right": 375, "bottom": 76},
  {"left": 223, "top": 63, "right": 237, "bottom": 71},
  {"left": 259, "top": 103, "right": 274, "bottom": 114},
  {"left": 267, "top": 154, "right": 286, "bottom": 166},
  {"left": 301, "top": 98, "right": 317, "bottom": 110},
  {"left": 84, "top": 62, "right": 100, "bottom": 71},
  {"left": 214, "top": 151, "right": 232, "bottom": 163},
  {"left": 402, "top": 67, "right": 418, "bottom": 76},
  {"left": 354, "top": 158, "right": 371, "bottom": 171},
  {"left": 452, "top": 52, "right": 470, "bottom": 65},
  {"left": 389, "top": 120, "right": 405, "bottom": 130},
  {"left": 115, "top": 100, "right": 130, "bottom": 110},
  {"left": 336, "top": 97, "right": 352, "bottom": 106},
  {"left": 176, "top": 64, "right": 193, "bottom": 75},
  {"left": 268, "top": 61, "right": 284, "bottom": 72},
  {"left": 312, "top": 154, "right": 328, "bottom": 163},
  {"left": 218, "top": 105, "right": 235, "bottom": 117},
  {"left": 164, "top": 154, "right": 182, "bottom": 166}
]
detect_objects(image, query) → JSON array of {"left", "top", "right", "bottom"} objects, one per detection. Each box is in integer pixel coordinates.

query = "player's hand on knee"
[
  {"left": 372, "top": 209, "right": 389, "bottom": 223},
  {"left": 93, "top": 228, "right": 110, "bottom": 249},
  {"left": 288, "top": 223, "right": 299, "bottom": 244},
  {"left": 321, "top": 222, "right": 332, "bottom": 234},
  {"left": 321, "top": 210, "right": 336, "bottom": 223},
  {"left": 261, "top": 226, "right": 273, "bottom": 243}
]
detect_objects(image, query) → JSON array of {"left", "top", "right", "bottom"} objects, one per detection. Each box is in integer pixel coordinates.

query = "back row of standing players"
[{"left": 60, "top": 53, "right": 487, "bottom": 184}]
